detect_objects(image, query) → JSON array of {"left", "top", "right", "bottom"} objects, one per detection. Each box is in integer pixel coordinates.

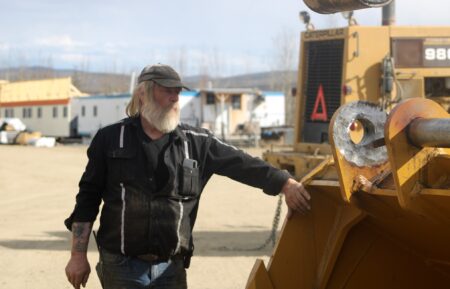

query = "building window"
[
  {"left": 63, "top": 107, "right": 68, "bottom": 118},
  {"left": 22, "top": 107, "right": 33, "bottom": 118},
  {"left": 81, "top": 105, "right": 86, "bottom": 117},
  {"left": 37, "top": 107, "right": 42, "bottom": 118},
  {"left": 6, "top": 108, "right": 14, "bottom": 118},
  {"left": 206, "top": 92, "right": 216, "bottom": 104},
  {"left": 93, "top": 105, "right": 97, "bottom": 117},
  {"left": 231, "top": 94, "right": 242, "bottom": 110},
  {"left": 53, "top": 107, "right": 58, "bottom": 118}
]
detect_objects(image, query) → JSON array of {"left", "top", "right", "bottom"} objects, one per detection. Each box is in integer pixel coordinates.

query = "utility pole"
[{"left": 217, "top": 93, "right": 229, "bottom": 141}]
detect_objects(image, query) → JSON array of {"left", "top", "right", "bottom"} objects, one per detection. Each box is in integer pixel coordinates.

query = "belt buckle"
[{"left": 137, "top": 254, "right": 159, "bottom": 262}]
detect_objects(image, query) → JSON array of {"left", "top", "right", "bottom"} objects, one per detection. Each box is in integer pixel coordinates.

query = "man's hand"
[
  {"left": 66, "top": 222, "right": 93, "bottom": 289},
  {"left": 281, "top": 178, "right": 311, "bottom": 219},
  {"left": 65, "top": 254, "right": 91, "bottom": 289}
]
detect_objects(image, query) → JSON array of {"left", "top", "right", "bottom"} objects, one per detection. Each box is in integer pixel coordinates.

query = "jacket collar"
[
  {"left": 122, "top": 116, "right": 139, "bottom": 126},
  {"left": 174, "top": 126, "right": 187, "bottom": 142}
]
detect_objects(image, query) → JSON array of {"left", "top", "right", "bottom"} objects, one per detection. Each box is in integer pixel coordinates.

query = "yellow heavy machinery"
[
  {"left": 246, "top": 0, "right": 450, "bottom": 288},
  {"left": 264, "top": 4, "right": 450, "bottom": 177},
  {"left": 247, "top": 98, "right": 450, "bottom": 289}
]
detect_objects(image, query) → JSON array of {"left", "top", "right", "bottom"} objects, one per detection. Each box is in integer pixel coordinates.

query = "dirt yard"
[{"left": 0, "top": 145, "right": 287, "bottom": 289}]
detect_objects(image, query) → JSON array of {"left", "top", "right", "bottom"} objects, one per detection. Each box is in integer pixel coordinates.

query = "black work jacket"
[{"left": 65, "top": 117, "right": 290, "bottom": 260}]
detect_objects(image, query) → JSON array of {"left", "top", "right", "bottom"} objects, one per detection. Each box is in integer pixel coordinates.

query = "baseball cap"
[{"left": 137, "top": 64, "right": 190, "bottom": 90}]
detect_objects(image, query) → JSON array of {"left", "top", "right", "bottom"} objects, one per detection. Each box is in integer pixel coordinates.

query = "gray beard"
[{"left": 141, "top": 97, "right": 180, "bottom": 134}]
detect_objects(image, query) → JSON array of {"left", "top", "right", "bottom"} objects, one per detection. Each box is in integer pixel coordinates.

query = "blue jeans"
[{"left": 96, "top": 248, "right": 187, "bottom": 289}]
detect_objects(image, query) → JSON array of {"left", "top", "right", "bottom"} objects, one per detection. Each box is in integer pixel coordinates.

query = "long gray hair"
[{"left": 126, "top": 81, "right": 154, "bottom": 117}]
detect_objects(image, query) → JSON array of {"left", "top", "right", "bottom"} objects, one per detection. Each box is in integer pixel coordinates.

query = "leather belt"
[
  {"left": 136, "top": 253, "right": 184, "bottom": 263},
  {"left": 136, "top": 254, "right": 159, "bottom": 262}
]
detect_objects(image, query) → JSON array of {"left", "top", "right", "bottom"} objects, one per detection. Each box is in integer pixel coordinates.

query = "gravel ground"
[{"left": 0, "top": 145, "right": 286, "bottom": 289}]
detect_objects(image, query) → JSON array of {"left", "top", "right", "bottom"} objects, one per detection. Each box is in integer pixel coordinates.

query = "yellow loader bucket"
[{"left": 246, "top": 98, "right": 450, "bottom": 289}]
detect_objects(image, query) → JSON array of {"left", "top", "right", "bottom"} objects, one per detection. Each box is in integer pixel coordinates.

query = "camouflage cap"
[{"left": 137, "top": 64, "right": 190, "bottom": 90}]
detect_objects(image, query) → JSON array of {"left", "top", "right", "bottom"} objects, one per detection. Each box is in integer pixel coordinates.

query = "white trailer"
[
  {"left": 72, "top": 91, "right": 202, "bottom": 137},
  {"left": 71, "top": 94, "right": 130, "bottom": 137}
]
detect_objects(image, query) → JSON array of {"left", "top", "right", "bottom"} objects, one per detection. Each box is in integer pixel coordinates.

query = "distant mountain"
[
  {"left": 0, "top": 67, "right": 297, "bottom": 95},
  {"left": 184, "top": 70, "right": 297, "bottom": 92},
  {"left": 0, "top": 66, "right": 131, "bottom": 95}
]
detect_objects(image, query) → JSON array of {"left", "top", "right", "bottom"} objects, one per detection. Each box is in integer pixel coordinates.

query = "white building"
[
  {"left": 0, "top": 99, "right": 75, "bottom": 137},
  {"left": 178, "top": 90, "right": 201, "bottom": 127},
  {"left": 198, "top": 89, "right": 285, "bottom": 138},
  {"left": 0, "top": 78, "right": 87, "bottom": 137},
  {"left": 72, "top": 94, "right": 130, "bottom": 137}
]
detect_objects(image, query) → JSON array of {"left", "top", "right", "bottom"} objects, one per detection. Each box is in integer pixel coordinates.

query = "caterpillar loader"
[{"left": 246, "top": 1, "right": 450, "bottom": 288}]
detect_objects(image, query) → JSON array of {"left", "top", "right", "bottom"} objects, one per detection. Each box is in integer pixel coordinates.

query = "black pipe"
[
  {"left": 408, "top": 118, "right": 450, "bottom": 148},
  {"left": 382, "top": 0, "right": 396, "bottom": 26}
]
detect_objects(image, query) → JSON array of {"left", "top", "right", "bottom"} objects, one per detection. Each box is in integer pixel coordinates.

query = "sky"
[{"left": 0, "top": 0, "right": 450, "bottom": 77}]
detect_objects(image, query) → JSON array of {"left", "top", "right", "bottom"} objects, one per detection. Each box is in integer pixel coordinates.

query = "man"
[{"left": 64, "top": 64, "right": 310, "bottom": 289}]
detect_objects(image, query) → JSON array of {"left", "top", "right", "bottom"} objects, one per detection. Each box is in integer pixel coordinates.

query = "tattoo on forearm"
[
  {"left": 71, "top": 222, "right": 92, "bottom": 253},
  {"left": 73, "top": 224, "right": 85, "bottom": 238},
  {"left": 74, "top": 240, "right": 89, "bottom": 252}
]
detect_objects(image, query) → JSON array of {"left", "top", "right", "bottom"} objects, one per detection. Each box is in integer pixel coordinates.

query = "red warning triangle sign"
[{"left": 311, "top": 84, "right": 328, "bottom": 121}]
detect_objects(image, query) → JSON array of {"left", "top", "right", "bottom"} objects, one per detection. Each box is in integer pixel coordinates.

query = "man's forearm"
[{"left": 71, "top": 222, "right": 93, "bottom": 254}]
